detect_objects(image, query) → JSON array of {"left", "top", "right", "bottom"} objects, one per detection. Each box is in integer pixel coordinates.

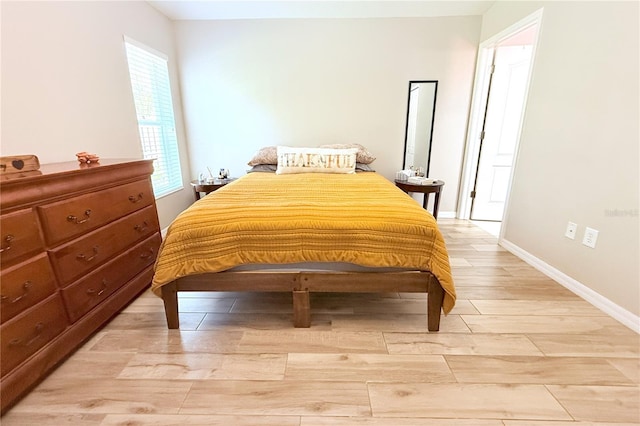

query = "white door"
[{"left": 471, "top": 44, "right": 533, "bottom": 221}]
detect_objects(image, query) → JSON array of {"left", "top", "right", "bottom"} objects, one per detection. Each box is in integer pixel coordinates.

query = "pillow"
[
  {"left": 319, "top": 143, "right": 376, "bottom": 164},
  {"left": 276, "top": 146, "right": 357, "bottom": 175},
  {"left": 247, "top": 146, "right": 277, "bottom": 166},
  {"left": 355, "top": 163, "right": 375, "bottom": 172},
  {"left": 247, "top": 164, "right": 277, "bottom": 173}
]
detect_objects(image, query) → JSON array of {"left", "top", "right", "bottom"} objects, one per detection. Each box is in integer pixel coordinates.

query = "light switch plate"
[{"left": 582, "top": 227, "right": 598, "bottom": 248}]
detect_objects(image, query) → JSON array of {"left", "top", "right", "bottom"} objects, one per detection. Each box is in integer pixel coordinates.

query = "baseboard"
[
  {"left": 500, "top": 238, "right": 640, "bottom": 334},
  {"left": 437, "top": 211, "right": 457, "bottom": 219}
]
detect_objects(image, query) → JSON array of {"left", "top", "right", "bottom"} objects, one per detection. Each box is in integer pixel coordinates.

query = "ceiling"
[{"left": 147, "top": 1, "right": 496, "bottom": 21}]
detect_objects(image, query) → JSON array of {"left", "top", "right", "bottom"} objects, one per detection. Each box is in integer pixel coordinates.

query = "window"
[{"left": 124, "top": 37, "right": 182, "bottom": 198}]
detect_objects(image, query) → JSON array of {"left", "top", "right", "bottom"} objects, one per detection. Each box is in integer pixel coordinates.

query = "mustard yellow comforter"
[{"left": 152, "top": 172, "right": 456, "bottom": 313}]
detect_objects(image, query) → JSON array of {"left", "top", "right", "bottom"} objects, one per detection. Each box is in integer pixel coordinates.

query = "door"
[{"left": 470, "top": 38, "right": 534, "bottom": 221}]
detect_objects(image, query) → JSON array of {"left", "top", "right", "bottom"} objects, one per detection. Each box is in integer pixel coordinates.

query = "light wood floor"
[{"left": 3, "top": 219, "right": 639, "bottom": 425}]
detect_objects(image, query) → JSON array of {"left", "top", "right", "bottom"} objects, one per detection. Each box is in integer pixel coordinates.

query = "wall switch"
[
  {"left": 564, "top": 222, "right": 578, "bottom": 240},
  {"left": 582, "top": 227, "right": 599, "bottom": 248}
]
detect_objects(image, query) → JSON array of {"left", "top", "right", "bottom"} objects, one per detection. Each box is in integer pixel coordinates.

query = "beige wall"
[
  {"left": 1, "top": 1, "right": 193, "bottom": 228},
  {"left": 173, "top": 17, "right": 481, "bottom": 213},
  {"left": 6, "top": 1, "right": 635, "bottom": 319},
  {"left": 483, "top": 2, "right": 639, "bottom": 316}
]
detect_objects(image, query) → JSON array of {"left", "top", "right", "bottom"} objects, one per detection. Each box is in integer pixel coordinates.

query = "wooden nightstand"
[
  {"left": 395, "top": 179, "right": 444, "bottom": 219},
  {"left": 190, "top": 178, "right": 236, "bottom": 201}
]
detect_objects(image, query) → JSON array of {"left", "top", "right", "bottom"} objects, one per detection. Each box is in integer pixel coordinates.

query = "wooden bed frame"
[{"left": 160, "top": 270, "right": 445, "bottom": 331}]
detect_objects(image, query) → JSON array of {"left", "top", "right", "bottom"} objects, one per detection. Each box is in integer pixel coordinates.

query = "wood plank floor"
[{"left": 3, "top": 219, "right": 639, "bottom": 425}]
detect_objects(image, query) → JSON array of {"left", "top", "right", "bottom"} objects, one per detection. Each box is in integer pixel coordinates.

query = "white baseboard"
[
  {"left": 500, "top": 238, "right": 640, "bottom": 334},
  {"left": 437, "top": 211, "right": 457, "bottom": 219}
]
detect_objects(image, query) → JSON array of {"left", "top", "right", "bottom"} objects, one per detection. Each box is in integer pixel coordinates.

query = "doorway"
[{"left": 458, "top": 10, "right": 543, "bottom": 235}]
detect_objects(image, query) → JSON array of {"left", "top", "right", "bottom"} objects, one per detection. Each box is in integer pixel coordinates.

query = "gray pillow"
[
  {"left": 247, "top": 164, "right": 277, "bottom": 173},
  {"left": 356, "top": 163, "right": 375, "bottom": 172}
]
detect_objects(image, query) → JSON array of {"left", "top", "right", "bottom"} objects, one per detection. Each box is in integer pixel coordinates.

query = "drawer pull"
[
  {"left": 67, "top": 209, "right": 92, "bottom": 224},
  {"left": 86, "top": 280, "right": 108, "bottom": 297},
  {"left": 128, "top": 193, "right": 144, "bottom": 203},
  {"left": 76, "top": 246, "right": 99, "bottom": 262},
  {"left": 9, "top": 322, "right": 44, "bottom": 347},
  {"left": 0, "top": 234, "right": 14, "bottom": 253},
  {"left": 139, "top": 248, "right": 155, "bottom": 260},
  {"left": 1, "top": 281, "right": 32, "bottom": 304},
  {"left": 134, "top": 221, "right": 149, "bottom": 233}
]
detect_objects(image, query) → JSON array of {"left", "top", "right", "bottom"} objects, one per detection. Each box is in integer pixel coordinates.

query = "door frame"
[{"left": 457, "top": 8, "right": 544, "bottom": 235}]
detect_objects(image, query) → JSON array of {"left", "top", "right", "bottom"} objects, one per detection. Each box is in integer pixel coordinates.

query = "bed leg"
[
  {"left": 161, "top": 282, "right": 180, "bottom": 329},
  {"left": 292, "top": 289, "right": 311, "bottom": 328},
  {"left": 427, "top": 276, "right": 444, "bottom": 332}
]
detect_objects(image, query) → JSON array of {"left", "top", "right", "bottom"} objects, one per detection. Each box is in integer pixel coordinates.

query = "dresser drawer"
[
  {"left": 37, "top": 179, "right": 154, "bottom": 246},
  {"left": 1, "top": 254, "right": 58, "bottom": 324},
  {"left": 0, "top": 209, "right": 44, "bottom": 268},
  {"left": 62, "top": 233, "right": 161, "bottom": 322},
  {"left": 49, "top": 205, "right": 160, "bottom": 286},
  {"left": 1, "top": 294, "right": 68, "bottom": 377}
]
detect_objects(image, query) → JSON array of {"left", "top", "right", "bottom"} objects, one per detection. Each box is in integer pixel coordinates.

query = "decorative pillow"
[
  {"left": 319, "top": 143, "right": 376, "bottom": 164},
  {"left": 247, "top": 146, "right": 277, "bottom": 166},
  {"left": 247, "top": 164, "right": 277, "bottom": 173},
  {"left": 276, "top": 146, "right": 357, "bottom": 175}
]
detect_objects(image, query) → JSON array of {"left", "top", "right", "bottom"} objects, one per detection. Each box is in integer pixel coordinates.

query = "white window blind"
[{"left": 124, "top": 38, "right": 182, "bottom": 198}]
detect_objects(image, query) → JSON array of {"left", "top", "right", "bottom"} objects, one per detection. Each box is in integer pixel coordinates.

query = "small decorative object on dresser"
[
  {"left": 75, "top": 151, "right": 100, "bottom": 164},
  {"left": 0, "top": 159, "right": 161, "bottom": 413},
  {"left": 0, "top": 155, "right": 41, "bottom": 181}
]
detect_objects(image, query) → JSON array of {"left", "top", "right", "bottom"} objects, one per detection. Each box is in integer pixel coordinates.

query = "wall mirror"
[{"left": 402, "top": 80, "right": 438, "bottom": 177}]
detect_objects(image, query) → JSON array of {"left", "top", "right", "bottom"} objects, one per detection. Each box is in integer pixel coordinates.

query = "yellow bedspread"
[{"left": 152, "top": 172, "right": 456, "bottom": 313}]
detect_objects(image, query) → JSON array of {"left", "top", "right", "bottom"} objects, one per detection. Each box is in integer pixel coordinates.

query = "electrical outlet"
[
  {"left": 565, "top": 222, "right": 578, "bottom": 240},
  {"left": 582, "top": 227, "right": 599, "bottom": 248}
]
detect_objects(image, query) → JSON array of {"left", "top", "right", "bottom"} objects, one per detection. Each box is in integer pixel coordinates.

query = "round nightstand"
[
  {"left": 394, "top": 179, "right": 444, "bottom": 219},
  {"left": 190, "top": 178, "right": 236, "bottom": 201}
]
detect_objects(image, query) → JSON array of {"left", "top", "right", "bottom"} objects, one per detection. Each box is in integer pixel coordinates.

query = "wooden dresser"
[{"left": 0, "top": 159, "right": 161, "bottom": 413}]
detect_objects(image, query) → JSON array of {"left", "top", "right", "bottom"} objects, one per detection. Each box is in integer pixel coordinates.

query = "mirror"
[{"left": 402, "top": 80, "right": 438, "bottom": 177}]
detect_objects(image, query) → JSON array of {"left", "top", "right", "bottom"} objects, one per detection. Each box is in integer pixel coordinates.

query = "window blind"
[{"left": 124, "top": 38, "right": 182, "bottom": 198}]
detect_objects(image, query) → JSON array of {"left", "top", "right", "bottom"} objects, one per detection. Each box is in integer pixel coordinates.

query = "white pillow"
[{"left": 276, "top": 146, "right": 357, "bottom": 175}]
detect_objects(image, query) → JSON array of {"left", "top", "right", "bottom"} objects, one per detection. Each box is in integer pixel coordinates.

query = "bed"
[{"left": 152, "top": 170, "right": 456, "bottom": 331}]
